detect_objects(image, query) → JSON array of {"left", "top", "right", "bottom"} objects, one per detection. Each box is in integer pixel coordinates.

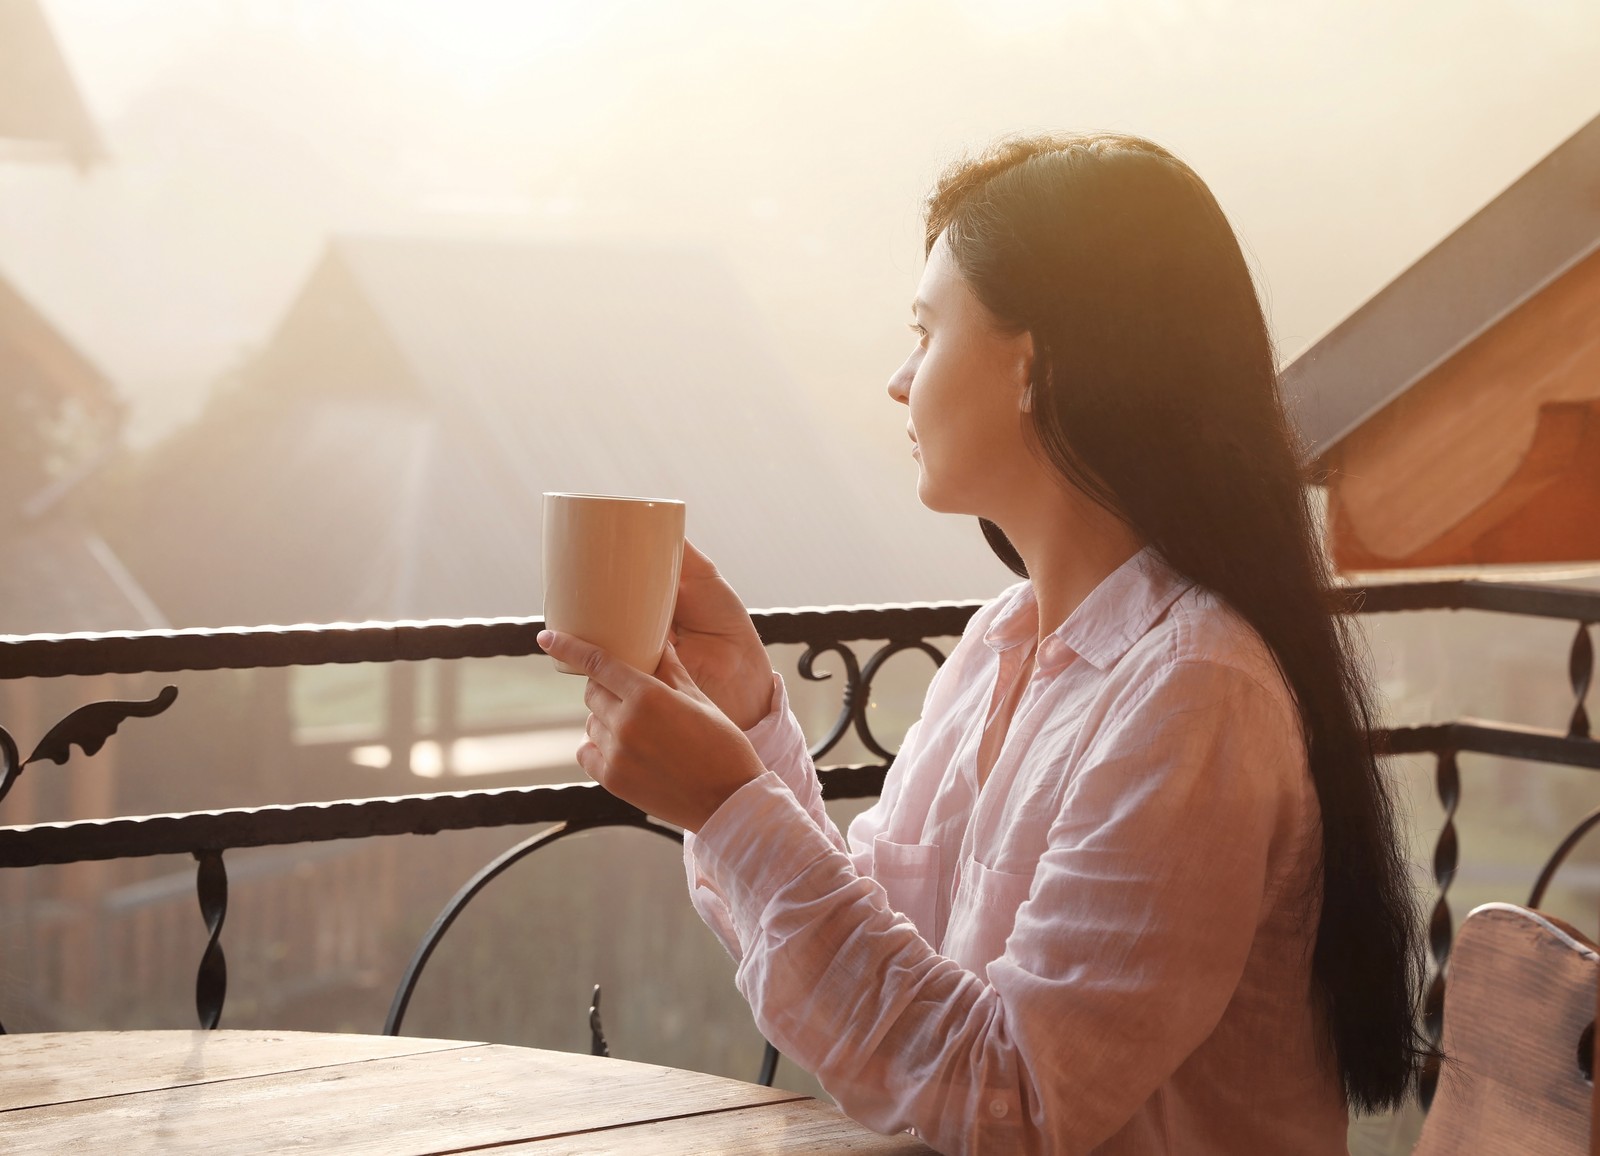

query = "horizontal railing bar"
[
  {"left": 0, "top": 606, "right": 982, "bottom": 681},
  {"left": 750, "top": 604, "right": 977, "bottom": 646},
  {"left": 1344, "top": 580, "right": 1600, "bottom": 621},
  {"left": 0, "top": 765, "right": 891, "bottom": 868},
  {"left": 1382, "top": 720, "right": 1600, "bottom": 768},
  {"left": 2, "top": 582, "right": 1593, "bottom": 682}
]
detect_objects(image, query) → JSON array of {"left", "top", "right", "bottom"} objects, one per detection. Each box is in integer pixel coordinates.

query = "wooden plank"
[
  {"left": 498, "top": 1097, "right": 937, "bottom": 1154},
  {"left": 0, "top": 1030, "right": 477, "bottom": 1112},
  {"left": 1415, "top": 904, "right": 1597, "bottom": 1156},
  {"left": 3, "top": 1041, "right": 801, "bottom": 1155}
]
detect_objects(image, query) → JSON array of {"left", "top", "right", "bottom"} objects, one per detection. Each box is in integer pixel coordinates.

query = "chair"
[{"left": 1413, "top": 903, "right": 1596, "bottom": 1155}]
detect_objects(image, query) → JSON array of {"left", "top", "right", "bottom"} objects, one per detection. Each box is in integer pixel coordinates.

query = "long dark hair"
[{"left": 927, "top": 134, "right": 1425, "bottom": 1111}]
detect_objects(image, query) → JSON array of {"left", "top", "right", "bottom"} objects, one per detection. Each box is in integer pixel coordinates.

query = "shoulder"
[{"left": 1113, "top": 584, "right": 1300, "bottom": 734}]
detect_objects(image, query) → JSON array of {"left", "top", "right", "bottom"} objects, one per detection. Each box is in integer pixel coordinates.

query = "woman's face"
[{"left": 887, "top": 233, "right": 1036, "bottom": 519}]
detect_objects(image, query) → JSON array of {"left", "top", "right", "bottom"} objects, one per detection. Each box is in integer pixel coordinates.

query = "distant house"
[
  {"left": 0, "top": 0, "right": 148, "bottom": 639},
  {"left": 0, "top": 0, "right": 104, "bottom": 168},
  {"left": 0, "top": 252, "right": 158, "bottom": 635},
  {"left": 1282, "top": 112, "right": 1600, "bottom": 572},
  {"left": 114, "top": 234, "right": 1000, "bottom": 628}
]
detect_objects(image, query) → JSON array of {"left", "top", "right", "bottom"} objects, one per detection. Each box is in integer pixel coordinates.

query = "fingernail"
[{"left": 537, "top": 630, "right": 554, "bottom": 647}]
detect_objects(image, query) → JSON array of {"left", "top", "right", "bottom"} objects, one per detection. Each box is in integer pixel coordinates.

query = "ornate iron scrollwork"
[
  {"left": 798, "top": 638, "right": 947, "bottom": 763},
  {"left": 1528, "top": 805, "right": 1600, "bottom": 910},
  {"left": 0, "top": 685, "right": 179, "bottom": 806}
]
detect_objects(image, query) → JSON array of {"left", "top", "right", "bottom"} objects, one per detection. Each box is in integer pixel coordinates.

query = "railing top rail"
[
  {"left": 0, "top": 580, "right": 1593, "bottom": 681},
  {"left": 1342, "top": 579, "right": 1600, "bottom": 620},
  {"left": 0, "top": 604, "right": 984, "bottom": 680}
]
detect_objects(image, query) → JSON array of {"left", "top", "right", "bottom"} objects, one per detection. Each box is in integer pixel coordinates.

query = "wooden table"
[{"left": 1, "top": 1030, "right": 934, "bottom": 1154}]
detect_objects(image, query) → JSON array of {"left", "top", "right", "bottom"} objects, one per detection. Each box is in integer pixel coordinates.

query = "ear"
[{"left": 1016, "top": 331, "right": 1037, "bottom": 414}]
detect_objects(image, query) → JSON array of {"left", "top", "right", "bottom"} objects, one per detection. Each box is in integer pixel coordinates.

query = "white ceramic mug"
[{"left": 541, "top": 493, "right": 686, "bottom": 675}]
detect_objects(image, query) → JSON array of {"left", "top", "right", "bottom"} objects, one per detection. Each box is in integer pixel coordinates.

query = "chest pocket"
[
  {"left": 944, "top": 857, "right": 1036, "bottom": 973},
  {"left": 870, "top": 834, "right": 941, "bottom": 943}
]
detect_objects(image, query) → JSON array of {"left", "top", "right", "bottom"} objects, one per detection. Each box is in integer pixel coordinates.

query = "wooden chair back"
[{"left": 1414, "top": 902, "right": 1597, "bottom": 1156}]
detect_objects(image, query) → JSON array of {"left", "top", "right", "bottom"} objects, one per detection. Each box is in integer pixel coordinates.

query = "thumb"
[{"left": 679, "top": 538, "right": 721, "bottom": 581}]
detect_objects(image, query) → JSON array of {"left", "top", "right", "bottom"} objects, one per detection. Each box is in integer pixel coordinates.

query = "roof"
[
  {"left": 0, "top": 517, "right": 167, "bottom": 634},
  {"left": 0, "top": 261, "right": 117, "bottom": 417},
  {"left": 0, "top": 260, "right": 145, "bottom": 632},
  {"left": 116, "top": 236, "right": 1006, "bottom": 627},
  {"left": 0, "top": 0, "right": 105, "bottom": 167},
  {"left": 1280, "top": 111, "right": 1600, "bottom": 460}
]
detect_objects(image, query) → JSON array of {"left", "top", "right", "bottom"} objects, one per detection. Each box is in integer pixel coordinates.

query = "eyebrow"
[{"left": 911, "top": 297, "right": 935, "bottom": 317}]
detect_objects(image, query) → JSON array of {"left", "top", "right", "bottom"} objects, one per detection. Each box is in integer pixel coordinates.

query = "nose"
[{"left": 887, "top": 351, "right": 915, "bottom": 406}]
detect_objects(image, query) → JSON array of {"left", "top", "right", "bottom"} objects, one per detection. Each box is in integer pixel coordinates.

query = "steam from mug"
[{"left": 541, "top": 493, "right": 686, "bottom": 675}]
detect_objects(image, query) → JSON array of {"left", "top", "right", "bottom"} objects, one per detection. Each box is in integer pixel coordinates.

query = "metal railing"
[{"left": 1, "top": 581, "right": 1596, "bottom": 1104}]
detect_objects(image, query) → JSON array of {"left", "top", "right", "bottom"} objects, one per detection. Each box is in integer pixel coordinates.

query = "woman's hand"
[
  {"left": 538, "top": 628, "right": 765, "bottom": 832},
  {"left": 670, "top": 541, "right": 774, "bottom": 731}
]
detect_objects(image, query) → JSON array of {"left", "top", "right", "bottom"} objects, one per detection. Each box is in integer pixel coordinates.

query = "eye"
[{"left": 908, "top": 322, "right": 928, "bottom": 341}]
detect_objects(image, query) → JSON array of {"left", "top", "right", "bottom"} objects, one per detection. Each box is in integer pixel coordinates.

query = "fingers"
[
  {"left": 583, "top": 677, "right": 621, "bottom": 717},
  {"left": 585, "top": 711, "right": 614, "bottom": 750},
  {"left": 579, "top": 712, "right": 615, "bottom": 782},
  {"left": 537, "top": 630, "right": 643, "bottom": 696},
  {"left": 575, "top": 737, "right": 604, "bottom": 780}
]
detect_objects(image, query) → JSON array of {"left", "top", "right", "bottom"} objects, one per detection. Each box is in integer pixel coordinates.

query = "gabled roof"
[
  {"left": 0, "top": 518, "right": 167, "bottom": 634},
  {"left": 1281, "top": 112, "right": 1600, "bottom": 461},
  {"left": 0, "top": 0, "right": 105, "bottom": 167},
  {"left": 117, "top": 236, "right": 1003, "bottom": 627},
  {"left": 0, "top": 262, "right": 117, "bottom": 418},
  {"left": 0, "top": 262, "right": 149, "bottom": 632}
]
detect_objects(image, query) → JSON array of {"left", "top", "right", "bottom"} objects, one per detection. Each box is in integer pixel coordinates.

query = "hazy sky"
[{"left": 3, "top": 0, "right": 1598, "bottom": 462}]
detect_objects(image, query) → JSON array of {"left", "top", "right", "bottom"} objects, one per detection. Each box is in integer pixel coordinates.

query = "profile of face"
[{"left": 887, "top": 232, "right": 1037, "bottom": 521}]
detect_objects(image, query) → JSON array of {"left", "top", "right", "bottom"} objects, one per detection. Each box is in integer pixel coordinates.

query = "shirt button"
[{"left": 989, "top": 1099, "right": 1008, "bottom": 1118}]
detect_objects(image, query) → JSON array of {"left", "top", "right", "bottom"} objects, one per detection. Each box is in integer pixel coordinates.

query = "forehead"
[{"left": 915, "top": 232, "right": 965, "bottom": 308}]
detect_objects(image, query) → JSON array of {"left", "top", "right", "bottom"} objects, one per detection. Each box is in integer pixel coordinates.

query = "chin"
[{"left": 915, "top": 477, "right": 969, "bottom": 517}]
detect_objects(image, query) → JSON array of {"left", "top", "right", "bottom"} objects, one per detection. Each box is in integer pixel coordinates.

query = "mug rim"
[{"left": 543, "top": 492, "right": 685, "bottom": 506}]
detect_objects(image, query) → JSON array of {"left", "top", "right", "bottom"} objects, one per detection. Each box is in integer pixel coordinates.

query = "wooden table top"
[{"left": 1, "top": 1030, "right": 934, "bottom": 1154}]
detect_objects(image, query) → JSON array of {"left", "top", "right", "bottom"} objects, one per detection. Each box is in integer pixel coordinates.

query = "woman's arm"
[
  {"left": 684, "top": 674, "right": 858, "bottom": 960},
  {"left": 690, "top": 659, "right": 1306, "bottom": 1154}
]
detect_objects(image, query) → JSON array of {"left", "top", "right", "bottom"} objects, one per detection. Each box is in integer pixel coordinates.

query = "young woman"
[{"left": 538, "top": 133, "right": 1424, "bottom": 1154}]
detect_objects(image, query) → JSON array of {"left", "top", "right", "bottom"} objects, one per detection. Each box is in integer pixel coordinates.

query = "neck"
[{"left": 997, "top": 487, "right": 1142, "bottom": 641}]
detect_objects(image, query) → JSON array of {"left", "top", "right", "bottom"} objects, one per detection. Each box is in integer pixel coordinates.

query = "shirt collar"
[{"left": 982, "top": 546, "right": 1194, "bottom": 673}]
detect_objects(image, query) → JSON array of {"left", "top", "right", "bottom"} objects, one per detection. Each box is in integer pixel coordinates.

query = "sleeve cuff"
[
  {"left": 741, "top": 672, "right": 804, "bottom": 765},
  {"left": 692, "top": 768, "right": 843, "bottom": 947}
]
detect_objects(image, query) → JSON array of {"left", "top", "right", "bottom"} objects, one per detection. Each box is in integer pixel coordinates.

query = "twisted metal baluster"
[
  {"left": 193, "top": 850, "right": 229, "bottom": 1029},
  {"left": 1418, "top": 747, "right": 1460, "bottom": 1111},
  {"left": 1569, "top": 621, "right": 1594, "bottom": 740}
]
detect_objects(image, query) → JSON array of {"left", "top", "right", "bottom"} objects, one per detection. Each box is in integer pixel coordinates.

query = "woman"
[{"left": 537, "top": 133, "right": 1424, "bottom": 1154}]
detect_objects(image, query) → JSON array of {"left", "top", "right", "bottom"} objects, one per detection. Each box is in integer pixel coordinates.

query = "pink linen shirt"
[{"left": 684, "top": 547, "right": 1349, "bottom": 1154}]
